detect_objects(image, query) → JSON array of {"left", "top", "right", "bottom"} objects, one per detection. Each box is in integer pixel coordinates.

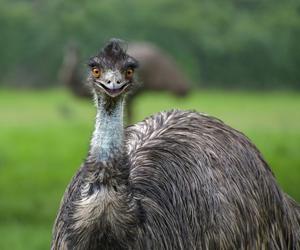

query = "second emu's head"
[{"left": 87, "top": 39, "right": 139, "bottom": 98}]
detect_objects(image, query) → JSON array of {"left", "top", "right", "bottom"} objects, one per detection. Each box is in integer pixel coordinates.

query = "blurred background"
[{"left": 0, "top": 0, "right": 300, "bottom": 249}]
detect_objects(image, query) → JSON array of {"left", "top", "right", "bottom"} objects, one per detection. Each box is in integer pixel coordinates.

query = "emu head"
[{"left": 87, "top": 39, "right": 139, "bottom": 98}]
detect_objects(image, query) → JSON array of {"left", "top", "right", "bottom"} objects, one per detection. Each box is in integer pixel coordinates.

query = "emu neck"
[{"left": 90, "top": 95, "right": 124, "bottom": 162}]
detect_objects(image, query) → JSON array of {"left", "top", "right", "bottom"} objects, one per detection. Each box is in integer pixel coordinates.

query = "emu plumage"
[{"left": 51, "top": 40, "right": 300, "bottom": 250}]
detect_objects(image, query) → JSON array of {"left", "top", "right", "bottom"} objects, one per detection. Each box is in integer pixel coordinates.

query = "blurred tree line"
[{"left": 1, "top": 0, "right": 300, "bottom": 89}]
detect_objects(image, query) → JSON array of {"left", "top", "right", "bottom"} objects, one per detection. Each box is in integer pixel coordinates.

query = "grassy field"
[{"left": 0, "top": 89, "right": 299, "bottom": 249}]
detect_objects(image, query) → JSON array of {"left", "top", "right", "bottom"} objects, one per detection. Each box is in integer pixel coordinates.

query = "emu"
[
  {"left": 59, "top": 41, "right": 190, "bottom": 122},
  {"left": 51, "top": 39, "right": 300, "bottom": 249}
]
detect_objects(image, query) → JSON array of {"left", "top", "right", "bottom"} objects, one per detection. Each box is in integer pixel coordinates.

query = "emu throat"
[{"left": 90, "top": 96, "right": 124, "bottom": 162}]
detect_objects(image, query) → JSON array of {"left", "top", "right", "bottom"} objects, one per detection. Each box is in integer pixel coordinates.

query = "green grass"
[{"left": 0, "top": 89, "right": 299, "bottom": 249}]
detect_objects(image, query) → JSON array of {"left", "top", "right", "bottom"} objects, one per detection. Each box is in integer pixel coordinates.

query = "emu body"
[{"left": 52, "top": 40, "right": 300, "bottom": 250}]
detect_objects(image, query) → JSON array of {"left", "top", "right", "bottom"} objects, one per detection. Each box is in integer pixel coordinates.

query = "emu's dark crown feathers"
[{"left": 88, "top": 39, "right": 138, "bottom": 70}]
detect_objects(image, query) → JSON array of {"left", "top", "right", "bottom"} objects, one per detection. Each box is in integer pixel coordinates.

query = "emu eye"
[
  {"left": 126, "top": 68, "right": 134, "bottom": 78},
  {"left": 92, "top": 68, "right": 101, "bottom": 78}
]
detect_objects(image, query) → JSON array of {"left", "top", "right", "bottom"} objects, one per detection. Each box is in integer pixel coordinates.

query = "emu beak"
[
  {"left": 94, "top": 70, "right": 129, "bottom": 97},
  {"left": 95, "top": 81, "right": 129, "bottom": 97}
]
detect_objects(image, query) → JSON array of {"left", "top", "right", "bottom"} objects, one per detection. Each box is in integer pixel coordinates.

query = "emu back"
[{"left": 52, "top": 110, "right": 300, "bottom": 249}]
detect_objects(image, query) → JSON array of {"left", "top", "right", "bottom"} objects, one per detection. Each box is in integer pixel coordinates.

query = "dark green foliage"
[{"left": 1, "top": 0, "right": 300, "bottom": 89}]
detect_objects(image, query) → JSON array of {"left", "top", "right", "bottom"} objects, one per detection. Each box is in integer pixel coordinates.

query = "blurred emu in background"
[{"left": 59, "top": 41, "right": 190, "bottom": 121}]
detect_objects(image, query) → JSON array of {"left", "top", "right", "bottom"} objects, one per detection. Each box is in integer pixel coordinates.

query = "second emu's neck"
[{"left": 90, "top": 95, "right": 124, "bottom": 162}]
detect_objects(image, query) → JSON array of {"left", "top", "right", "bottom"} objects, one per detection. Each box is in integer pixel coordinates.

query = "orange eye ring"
[
  {"left": 126, "top": 68, "right": 134, "bottom": 78},
  {"left": 92, "top": 68, "right": 101, "bottom": 78}
]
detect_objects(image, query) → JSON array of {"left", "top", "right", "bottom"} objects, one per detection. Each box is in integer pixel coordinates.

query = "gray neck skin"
[{"left": 89, "top": 95, "right": 125, "bottom": 162}]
